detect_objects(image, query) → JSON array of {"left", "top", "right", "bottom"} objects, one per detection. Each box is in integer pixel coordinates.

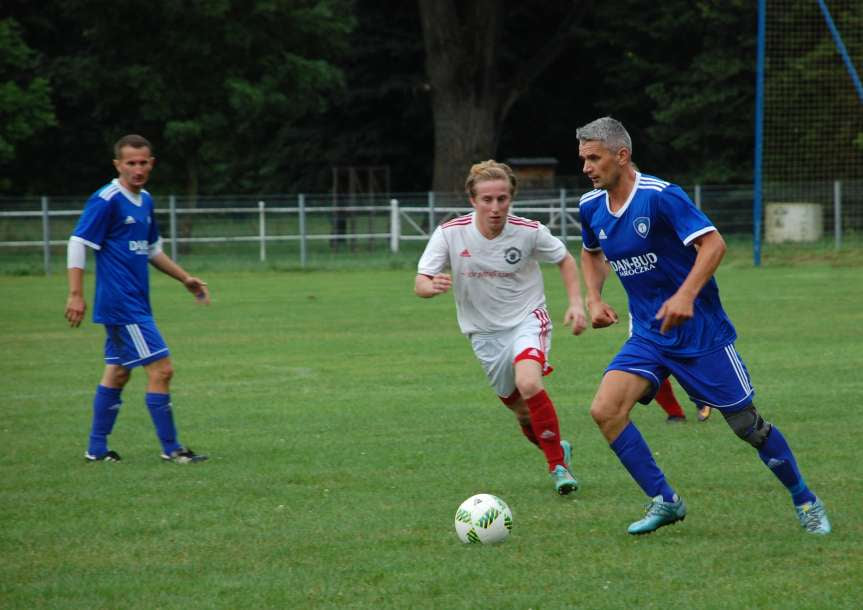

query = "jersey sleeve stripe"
[
  {"left": 441, "top": 215, "right": 473, "bottom": 229},
  {"left": 579, "top": 189, "right": 604, "bottom": 204},
  {"left": 682, "top": 226, "right": 716, "bottom": 246},
  {"left": 70, "top": 235, "right": 101, "bottom": 250},
  {"left": 99, "top": 184, "right": 120, "bottom": 200},
  {"left": 582, "top": 244, "right": 603, "bottom": 252}
]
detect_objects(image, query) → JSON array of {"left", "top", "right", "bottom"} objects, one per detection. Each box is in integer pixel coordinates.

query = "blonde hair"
[{"left": 464, "top": 160, "right": 518, "bottom": 198}]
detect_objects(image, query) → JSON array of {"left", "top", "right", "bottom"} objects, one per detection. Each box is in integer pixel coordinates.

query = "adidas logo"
[
  {"left": 767, "top": 458, "right": 785, "bottom": 469},
  {"left": 539, "top": 430, "right": 556, "bottom": 440},
  {"left": 459, "top": 248, "right": 471, "bottom": 257},
  {"left": 124, "top": 215, "right": 136, "bottom": 224},
  {"left": 598, "top": 228, "right": 608, "bottom": 239}
]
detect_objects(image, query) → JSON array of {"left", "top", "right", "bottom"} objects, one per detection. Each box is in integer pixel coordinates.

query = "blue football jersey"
[
  {"left": 71, "top": 179, "right": 160, "bottom": 324},
  {"left": 580, "top": 172, "right": 736, "bottom": 355}
]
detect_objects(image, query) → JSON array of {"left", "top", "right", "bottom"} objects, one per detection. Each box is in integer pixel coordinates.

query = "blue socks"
[
  {"left": 145, "top": 392, "right": 182, "bottom": 455},
  {"left": 610, "top": 422, "right": 677, "bottom": 502},
  {"left": 88, "top": 385, "right": 123, "bottom": 456},
  {"left": 758, "top": 425, "right": 817, "bottom": 506}
]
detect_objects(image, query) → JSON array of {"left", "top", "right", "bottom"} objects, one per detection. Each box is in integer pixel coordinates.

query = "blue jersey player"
[
  {"left": 65, "top": 134, "right": 208, "bottom": 464},
  {"left": 576, "top": 117, "right": 830, "bottom": 535}
]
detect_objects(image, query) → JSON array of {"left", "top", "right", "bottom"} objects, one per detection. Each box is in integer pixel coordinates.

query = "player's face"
[
  {"left": 113, "top": 146, "right": 155, "bottom": 193},
  {"left": 579, "top": 140, "right": 622, "bottom": 191},
  {"left": 470, "top": 179, "right": 512, "bottom": 237}
]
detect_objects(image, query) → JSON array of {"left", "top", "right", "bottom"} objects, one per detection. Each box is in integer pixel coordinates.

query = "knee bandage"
[{"left": 722, "top": 404, "right": 772, "bottom": 448}]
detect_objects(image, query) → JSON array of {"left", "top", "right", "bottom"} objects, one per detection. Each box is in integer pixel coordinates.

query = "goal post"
[{"left": 754, "top": 0, "right": 863, "bottom": 265}]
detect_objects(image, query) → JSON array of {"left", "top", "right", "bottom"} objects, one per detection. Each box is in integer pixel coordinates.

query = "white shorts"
[{"left": 469, "top": 308, "right": 553, "bottom": 399}]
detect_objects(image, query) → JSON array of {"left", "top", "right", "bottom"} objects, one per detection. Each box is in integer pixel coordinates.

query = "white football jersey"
[{"left": 417, "top": 212, "right": 567, "bottom": 334}]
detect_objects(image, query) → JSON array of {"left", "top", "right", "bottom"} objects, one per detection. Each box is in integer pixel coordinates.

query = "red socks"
[
  {"left": 520, "top": 424, "right": 539, "bottom": 446},
  {"left": 525, "top": 390, "right": 564, "bottom": 470},
  {"left": 655, "top": 378, "right": 685, "bottom": 417}
]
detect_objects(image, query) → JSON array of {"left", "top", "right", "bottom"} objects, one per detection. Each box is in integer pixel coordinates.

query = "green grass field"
[{"left": 1, "top": 259, "right": 861, "bottom": 608}]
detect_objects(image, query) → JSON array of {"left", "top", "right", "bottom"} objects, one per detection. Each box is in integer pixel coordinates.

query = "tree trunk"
[{"left": 417, "top": 0, "right": 588, "bottom": 194}]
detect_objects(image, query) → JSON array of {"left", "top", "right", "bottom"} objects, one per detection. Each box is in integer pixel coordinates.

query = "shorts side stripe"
[
  {"left": 532, "top": 308, "right": 550, "bottom": 354},
  {"left": 724, "top": 345, "right": 751, "bottom": 393},
  {"left": 126, "top": 324, "right": 151, "bottom": 358}
]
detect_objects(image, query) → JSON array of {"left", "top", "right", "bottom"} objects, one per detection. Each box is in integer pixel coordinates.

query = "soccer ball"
[{"left": 454, "top": 493, "right": 513, "bottom": 544}]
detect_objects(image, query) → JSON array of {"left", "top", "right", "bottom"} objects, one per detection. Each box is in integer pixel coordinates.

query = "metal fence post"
[
  {"left": 41, "top": 196, "right": 50, "bottom": 275},
  {"left": 390, "top": 199, "right": 400, "bottom": 253},
  {"left": 259, "top": 200, "right": 266, "bottom": 262},
  {"left": 298, "top": 194, "right": 307, "bottom": 268},
  {"left": 427, "top": 191, "right": 435, "bottom": 230},
  {"left": 694, "top": 184, "right": 702, "bottom": 210},
  {"left": 559, "top": 188, "right": 567, "bottom": 242},
  {"left": 834, "top": 180, "right": 842, "bottom": 251},
  {"left": 169, "top": 195, "right": 177, "bottom": 260}
]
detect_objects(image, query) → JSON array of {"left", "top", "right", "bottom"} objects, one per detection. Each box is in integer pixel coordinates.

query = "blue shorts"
[
  {"left": 104, "top": 322, "right": 170, "bottom": 369},
  {"left": 606, "top": 335, "right": 755, "bottom": 412}
]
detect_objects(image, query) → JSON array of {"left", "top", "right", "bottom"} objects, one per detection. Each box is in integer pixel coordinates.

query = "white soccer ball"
[{"left": 454, "top": 493, "right": 513, "bottom": 544}]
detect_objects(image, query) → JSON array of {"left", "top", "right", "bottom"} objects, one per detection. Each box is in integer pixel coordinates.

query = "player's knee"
[
  {"left": 103, "top": 365, "right": 130, "bottom": 388},
  {"left": 722, "top": 404, "right": 772, "bottom": 449},
  {"left": 514, "top": 377, "right": 543, "bottom": 400},
  {"left": 149, "top": 361, "right": 174, "bottom": 384},
  {"left": 589, "top": 396, "right": 616, "bottom": 426}
]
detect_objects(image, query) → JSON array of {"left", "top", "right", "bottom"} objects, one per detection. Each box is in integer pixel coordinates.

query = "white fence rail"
[
  {"left": 3, "top": 181, "right": 861, "bottom": 273},
  {"left": 0, "top": 191, "right": 584, "bottom": 273}
]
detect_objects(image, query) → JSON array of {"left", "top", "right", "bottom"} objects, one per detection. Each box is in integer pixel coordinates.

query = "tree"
[
  {"left": 0, "top": 18, "right": 55, "bottom": 187},
  {"left": 2, "top": 0, "right": 353, "bottom": 196},
  {"left": 417, "top": 1, "right": 589, "bottom": 193}
]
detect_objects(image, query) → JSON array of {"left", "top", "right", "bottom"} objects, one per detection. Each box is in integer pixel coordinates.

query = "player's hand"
[
  {"left": 563, "top": 304, "right": 587, "bottom": 336},
  {"left": 430, "top": 273, "right": 452, "bottom": 295},
  {"left": 588, "top": 301, "right": 618, "bottom": 328},
  {"left": 65, "top": 295, "right": 86, "bottom": 327},
  {"left": 655, "top": 292, "right": 694, "bottom": 334},
  {"left": 183, "top": 276, "right": 210, "bottom": 305}
]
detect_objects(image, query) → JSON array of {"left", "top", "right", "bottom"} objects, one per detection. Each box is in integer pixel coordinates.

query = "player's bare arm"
[
  {"left": 557, "top": 252, "right": 587, "bottom": 335},
  {"left": 580, "top": 248, "right": 618, "bottom": 328},
  {"left": 414, "top": 273, "right": 452, "bottom": 298},
  {"left": 65, "top": 266, "right": 86, "bottom": 327},
  {"left": 655, "top": 229, "right": 726, "bottom": 334},
  {"left": 149, "top": 252, "right": 210, "bottom": 305}
]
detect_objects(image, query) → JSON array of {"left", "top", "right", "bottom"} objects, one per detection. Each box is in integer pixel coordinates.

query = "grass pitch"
[{"left": 1, "top": 260, "right": 861, "bottom": 608}]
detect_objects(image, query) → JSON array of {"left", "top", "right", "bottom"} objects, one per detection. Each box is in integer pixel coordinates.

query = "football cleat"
[
  {"left": 666, "top": 415, "right": 686, "bottom": 423},
  {"left": 697, "top": 405, "right": 712, "bottom": 421},
  {"left": 550, "top": 464, "right": 579, "bottom": 495},
  {"left": 795, "top": 497, "right": 831, "bottom": 535},
  {"left": 560, "top": 439, "right": 573, "bottom": 471},
  {"left": 85, "top": 450, "right": 122, "bottom": 462},
  {"left": 161, "top": 448, "right": 208, "bottom": 464},
  {"left": 628, "top": 495, "right": 687, "bottom": 535}
]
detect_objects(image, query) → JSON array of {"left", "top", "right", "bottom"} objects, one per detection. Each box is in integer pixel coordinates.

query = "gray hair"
[{"left": 576, "top": 117, "right": 632, "bottom": 155}]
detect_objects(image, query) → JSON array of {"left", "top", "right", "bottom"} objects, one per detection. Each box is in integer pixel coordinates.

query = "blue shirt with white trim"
[
  {"left": 580, "top": 172, "right": 736, "bottom": 355},
  {"left": 70, "top": 179, "right": 160, "bottom": 324}
]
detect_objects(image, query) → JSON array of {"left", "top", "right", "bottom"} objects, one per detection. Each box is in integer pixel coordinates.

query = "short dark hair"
[{"left": 113, "top": 134, "right": 153, "bottom": 159}]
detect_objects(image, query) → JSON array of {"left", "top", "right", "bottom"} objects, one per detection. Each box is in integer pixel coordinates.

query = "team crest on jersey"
[
  {"left": 633, "top": 217, "right": 651, "bottom": 238},
  {"left": 504, "top": 247, "right": 522, "bottom": 264}
]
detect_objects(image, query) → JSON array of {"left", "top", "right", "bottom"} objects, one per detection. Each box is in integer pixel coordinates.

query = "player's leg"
[
  {"left": 672, "top": 343, "right": 829, "bottom": 534},
  {"left": 127, "top": 321, "right": 207, "bottom": 463},
  {"left": 499, "top": 390, "right": 538, "bottom": 446},
  {"left": 142, "top": 356, "right": 205, "bottom": 463},
  {"left": 85, "top": 361, "right": 130, "bottom": 462},
  {"left": 721, "top": 404, "right": 829, "bottom": 534},
  {"left": 592, "top": 369, "right": 686, "bottom": 533},
  {"left": 654, "top": 377, "right": 686, "bottom": 421},
  {"left": 513, "top": 358, "right": 578, "bottom": 495}
]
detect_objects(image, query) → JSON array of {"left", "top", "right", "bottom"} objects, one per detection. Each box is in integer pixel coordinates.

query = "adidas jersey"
[
  {"left": 579, "top": 172, "right": 736, "bottom": 356},
  {"left": 70, "top": 179, "right": 160, "bottom": 324},
  {"left": 417, "top": 212, "right": 567, "bottom": 335}
]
